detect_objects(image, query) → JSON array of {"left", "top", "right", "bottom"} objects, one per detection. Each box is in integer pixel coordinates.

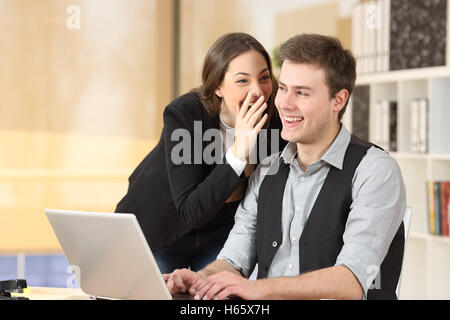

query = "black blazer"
[{"left": 116, "top": 92, "right": 285, "bottom": 251}]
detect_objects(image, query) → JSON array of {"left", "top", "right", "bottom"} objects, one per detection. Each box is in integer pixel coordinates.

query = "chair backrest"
[{"left": 396, "top": 207, "right": 412, "bottom": 298}]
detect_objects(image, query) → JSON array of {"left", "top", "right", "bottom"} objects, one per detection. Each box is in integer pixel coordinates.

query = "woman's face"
[{"left": 215, "top": 50, "right": 273, "bottom": 127}]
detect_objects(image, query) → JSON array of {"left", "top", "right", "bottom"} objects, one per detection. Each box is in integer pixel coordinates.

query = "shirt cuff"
[
  {"left": 225, "top": 148, "right": 247, "bottom": 176},
  {"left": 335, "top": 242, "right": 381, "bottom": 300}
]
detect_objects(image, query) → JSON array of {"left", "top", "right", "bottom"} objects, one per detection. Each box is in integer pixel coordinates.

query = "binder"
[
  {"left": 436, "top": 183, "right": 441, "bottom": 235},
  {"left": 410, "top": 99, "right": 420, "bottom": 153},
  {"left": 418, "top": 98, "right": 428, "bottom": 153},
  {"left": 428, "top": 181, "right": 436, "bottom": 235}
]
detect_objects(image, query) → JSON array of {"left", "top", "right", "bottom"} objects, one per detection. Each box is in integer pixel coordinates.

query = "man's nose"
[{"left": 277, "top": 91, "right": 295, "bottom": 110}]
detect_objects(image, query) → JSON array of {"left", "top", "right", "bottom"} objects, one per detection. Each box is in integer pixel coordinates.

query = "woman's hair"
[{"left": 192, "top": 32, "right": 278, "bottom": 126}]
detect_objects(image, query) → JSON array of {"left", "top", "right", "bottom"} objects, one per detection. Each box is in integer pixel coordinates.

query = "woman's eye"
[
  {"left": 236, "top": 79, "right": 248, "bottom": 84},
  {"left": 260, "top": 75, "right": 271, "bottom": 81}
]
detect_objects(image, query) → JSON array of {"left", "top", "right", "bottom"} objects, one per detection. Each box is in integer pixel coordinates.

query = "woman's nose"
[{"left": 250, "top": 85, "right": 264, "bottom": 101}]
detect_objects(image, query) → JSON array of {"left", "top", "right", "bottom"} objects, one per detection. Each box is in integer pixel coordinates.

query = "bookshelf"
[{"left": 343, "top": 66, "right": 450, "bottom": 299}]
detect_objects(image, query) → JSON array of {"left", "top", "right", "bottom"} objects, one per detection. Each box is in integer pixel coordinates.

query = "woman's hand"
[{"left": 232, "top": 91, "right": 268, "bottom": 162}]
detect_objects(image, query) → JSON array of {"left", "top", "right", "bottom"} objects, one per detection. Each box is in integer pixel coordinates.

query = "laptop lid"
[{"left": 44, "top": 209, "right": 172, "bottom": 300}]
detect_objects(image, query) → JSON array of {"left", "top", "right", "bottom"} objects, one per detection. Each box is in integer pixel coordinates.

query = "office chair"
[{"left": 396, "top": 207, "right": 412, "bottom": 299}]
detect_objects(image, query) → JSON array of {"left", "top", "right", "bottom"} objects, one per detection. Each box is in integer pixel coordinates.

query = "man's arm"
[
  {"left": 255, "top": 265, "right": 362, "bottom": 300},
  {"left": 193, "top": 265, "right": 362, "bottom": 300},
  {"left": 197, "top": 259, "right": 243, "bottom": 278}
]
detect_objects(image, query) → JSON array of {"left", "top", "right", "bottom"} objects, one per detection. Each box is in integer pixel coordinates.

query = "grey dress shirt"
[{"left": 217, "top": 124, "right": 407, "bottom": 298}]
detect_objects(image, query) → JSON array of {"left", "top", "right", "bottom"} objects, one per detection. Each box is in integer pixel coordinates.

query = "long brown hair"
[{"left": 192, "top": 32, "right": 278, "bottom": 127}]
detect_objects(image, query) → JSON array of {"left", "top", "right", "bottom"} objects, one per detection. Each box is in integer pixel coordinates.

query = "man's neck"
[{"left": 296, "top": 123, "right": 341, "bottom": 172}]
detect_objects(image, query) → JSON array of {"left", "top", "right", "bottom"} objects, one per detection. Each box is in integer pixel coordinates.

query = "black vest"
[{"left": 255, "top": 136, "right": 404, "bottom": 300}]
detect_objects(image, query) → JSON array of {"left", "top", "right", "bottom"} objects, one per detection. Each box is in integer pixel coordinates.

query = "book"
[
  {"left": 389, "top": 0, "right": 447, "bottom": 71},
  {"left": 427, "top": 181, "right": 436, "bottom": 235},
  {"left": 374, "top": 99, "right": 397, "bottom": 151},
  {"left": 409, "top": 98, "right": 428, "bottom": 153},
  {"left": 351, "top": 85, "right": 370, "bottom": 141},
  {"left": 448, "top": 193, "right": 450, "bottom": 237},
  {"left": 440, "top": 182, "right": 450, "bottom": 236},
  {"left": 418, "top": 98, "right": 428, "bottom": 154},
  {"left": 388, "top": 100, "right": 397, "bottom": 152},
  {"left": 381, "top": 0, "right": 390, "bottom": 72},
  {"left": 427, "top": 181, "right": 450, "bottom": 236},
  {"left": 435, "top": 182, "right": 441, "bottom": 235},
  {"left": 352, "top": 2, "right": 363, "bottom": 75},
  {"left": 410, "top": 99, "right": 420, "bottom": 153}
]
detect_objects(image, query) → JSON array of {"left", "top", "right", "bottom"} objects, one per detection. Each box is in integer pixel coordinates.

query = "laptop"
[{"left": 44, "top": 209, "right": 172, "bottom": 300}]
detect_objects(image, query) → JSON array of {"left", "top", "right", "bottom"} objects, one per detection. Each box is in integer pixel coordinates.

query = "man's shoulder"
[{"left": 357, "top": 145, "right": 402, "bottom": 178}]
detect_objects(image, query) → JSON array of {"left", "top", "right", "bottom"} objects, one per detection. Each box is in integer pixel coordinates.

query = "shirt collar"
[{"left": 280, "top": 124, "right": 351, "bottom": 170}]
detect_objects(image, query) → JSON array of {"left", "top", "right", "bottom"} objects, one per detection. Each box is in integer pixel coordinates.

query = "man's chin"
[{"left": 281, "top": 130, "right": 299, "bottom": 143}]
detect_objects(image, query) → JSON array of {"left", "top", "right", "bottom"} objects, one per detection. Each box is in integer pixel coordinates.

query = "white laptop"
[{"left": 44, "top": 209, "right": 172, "bottom": 300}]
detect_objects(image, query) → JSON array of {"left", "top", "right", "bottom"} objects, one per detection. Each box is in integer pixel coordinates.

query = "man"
[{"left": 163, "top": 34, "right": 406, "bottom": 300}]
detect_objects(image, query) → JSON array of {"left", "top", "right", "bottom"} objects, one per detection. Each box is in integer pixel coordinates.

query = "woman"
[{"left": 115, "top": 32, "right": 285, "bottom": 274}]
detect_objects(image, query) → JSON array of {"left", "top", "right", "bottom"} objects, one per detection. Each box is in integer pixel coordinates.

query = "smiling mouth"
[
  {"left": 284, "top": 116, "right": 303, "bottom": 122},
  {"left": 283, "top": 115, "right": 304, "bottom": 126}
]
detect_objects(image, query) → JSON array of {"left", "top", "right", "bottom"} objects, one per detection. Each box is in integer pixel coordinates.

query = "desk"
[
  {"left": 11, "top": 287, "right": 194, "bottom": 300},
  {"left": 12, "top": 287, "right": 91, "bottom": 300}
]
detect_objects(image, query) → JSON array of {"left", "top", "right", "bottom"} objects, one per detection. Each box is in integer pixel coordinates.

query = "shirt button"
[
  {"left": 300, "top": 176, "right": 306, "bottom": 182},
  {"left": 291, "top": 236, "right": 297, "bottom": 242},
  {"left": 288, "top": 264, "right": 293, "bottom": 270},
  {"left": 295, "top": 206, "right": 300, "bottom": 211},
  {"left": 272, "top": 241, "right": 278, "bottom": 247}
]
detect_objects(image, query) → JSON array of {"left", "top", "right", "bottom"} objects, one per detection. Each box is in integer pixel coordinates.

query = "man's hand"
[
  {"left": 162, "top": 268, "right": 204, "bottom": 295},
  {"left": 190, "top": 271, "right": 267, "bottom": 300}
]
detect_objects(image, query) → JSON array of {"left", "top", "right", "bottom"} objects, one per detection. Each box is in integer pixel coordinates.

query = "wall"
[{"left": 0, "top": 0, "right": 173, "bottom": 252}]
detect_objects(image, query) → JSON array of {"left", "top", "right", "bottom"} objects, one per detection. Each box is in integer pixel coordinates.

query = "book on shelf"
[
  {"left": 427, "top": 181, "right": 450, "bottom": 236},
  {"left": 373, "top": 99, "right": 397, "bottom": 152},
  {"left": 389, "top": 0, "right": 447, "bottom": 71},
  {"left": 352, "top": 0, "right": 390, "bottom": 75},
  {"left": 410, "top": 98, "right": 428, "bottom": 153},
  {"left": 351, "top": 85, "right": 370, "bottom": 141},
  {"left": 352, "top": 0, "right": 447, "bottom": 75}
]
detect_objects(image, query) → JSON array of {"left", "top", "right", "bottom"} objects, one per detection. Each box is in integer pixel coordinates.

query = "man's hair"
[{"left": 278, "top": 34, "right": 356, "bottom": 121}]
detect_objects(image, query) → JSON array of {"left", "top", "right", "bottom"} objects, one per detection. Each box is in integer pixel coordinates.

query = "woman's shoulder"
[{"left": 165, "top": 91, "right": 203, "bottom": 116}]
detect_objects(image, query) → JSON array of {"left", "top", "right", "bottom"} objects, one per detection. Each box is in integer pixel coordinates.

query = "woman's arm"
[{"left": 163, "top": 104, "right": 245, "bottom": 228}]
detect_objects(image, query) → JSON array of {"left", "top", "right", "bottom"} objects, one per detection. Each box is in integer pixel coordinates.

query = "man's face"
[{"left": 275, "top": 60, "right": 337, "bottom": 145}]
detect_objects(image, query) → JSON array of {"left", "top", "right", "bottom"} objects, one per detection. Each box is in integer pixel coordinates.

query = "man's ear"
[{"left": 332, "top": 89, "right": 349, "bottom": 113}]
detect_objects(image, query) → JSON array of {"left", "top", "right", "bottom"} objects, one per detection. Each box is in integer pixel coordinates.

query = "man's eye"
[{"left": 297, "top": 91, "right": 308, "bottom": 96}]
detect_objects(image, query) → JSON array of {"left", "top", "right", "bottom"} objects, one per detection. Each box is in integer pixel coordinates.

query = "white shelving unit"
[{"left": 343, "top": 66, "right": 450, "bottom": 300}]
